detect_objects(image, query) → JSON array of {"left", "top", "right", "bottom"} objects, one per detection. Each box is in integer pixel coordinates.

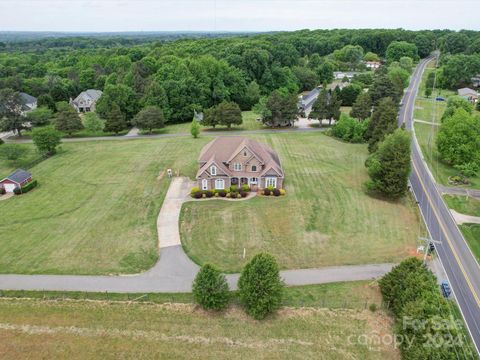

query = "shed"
[{"left": 0, "top": 169, "right": 33, "bottom": 193}]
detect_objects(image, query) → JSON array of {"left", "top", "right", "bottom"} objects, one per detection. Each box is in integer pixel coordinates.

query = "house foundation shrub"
[
  {"left": 13, "top": 187, "right": 22, "bottom": 195},
  {"left": 218, "top": 190, "right": 227, "bottom": 197},
  {"left": 21, "top": 180, "right": 38, "bottom": 193},
  {"left": 241, "top": 184, "right": 250, "bottom": 192},
  {"left": 240, "top": 190, "right": 248, "bottom": 198},
  {"left": 272, "top": 188, "right": 281, "bottom": 196},
  {"left": 190, "top": 187, "right": 200, "bottom": 196},
  {"left": 205, "top": 190, "right": 214, "bottom": 198},
  {"left": 0, "top": 187, "right": 5, "bottom": 195},
  {"left": 194, "top": 191, "right": 203, "bottom": 199},
  {"left": 279, "top": 189, "right": 286, "bottom": 195},
  {"left": 263, "top": 188, "right": 271, "bottom": 196}
]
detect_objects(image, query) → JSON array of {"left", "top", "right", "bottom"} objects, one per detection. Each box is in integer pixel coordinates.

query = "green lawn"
[
  {"left": 460, "top": 224, "right": 480, "bottom": 263},
  {"left": 0, "top": 284, "right": 399, "bottom": 360},
  {"left": 444, "top": 195, "right": 480, "bottom": 217},
  {"left": 0, "top": 137, "right": 209, "bottom": 274},
  {"left": 180, "top": 132, "right": 422, "bottom": 272}
]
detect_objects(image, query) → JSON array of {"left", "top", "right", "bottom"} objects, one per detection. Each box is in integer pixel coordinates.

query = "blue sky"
[{"left": 0, "top": 0, "right": 477, "bottom": 32}]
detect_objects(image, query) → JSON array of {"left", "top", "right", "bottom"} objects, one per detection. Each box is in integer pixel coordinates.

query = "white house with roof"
[
  {"left": 70, "top": 89, "right": 103, "bottom": 113},
  {"left": 19, "top": 92, "right": 37, "bottom": 114},
  {"left": 457, "top": 88, "right": 478, "bottom": 104}
]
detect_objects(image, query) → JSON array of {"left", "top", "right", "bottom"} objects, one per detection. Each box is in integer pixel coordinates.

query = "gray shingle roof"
[
  {"left": 458, "top": 88, "right": 477, "bottom": 96},
  {"left": 3, "top": 169, "right": 32, "bottom": 184}
]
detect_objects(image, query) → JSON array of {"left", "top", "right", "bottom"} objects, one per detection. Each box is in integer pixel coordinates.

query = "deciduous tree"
[
  {"left": 31, "top": 126, "right": 62, "bottom": 156},
  {"left": 192, "top": 264, "right": 230, "bottom": 311},
  {"left": 132, "top": 106, "right": 165, "bottom": 133}
]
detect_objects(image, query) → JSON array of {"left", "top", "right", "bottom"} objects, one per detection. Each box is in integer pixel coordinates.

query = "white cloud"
[{"left": 0, "top": 0, "right": 477, "bottom": 32}]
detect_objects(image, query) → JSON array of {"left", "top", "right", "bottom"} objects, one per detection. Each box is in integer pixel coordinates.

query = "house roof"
[
  {"left": 19, "top": 92, "right": 37, "bottom": 105},
  {"left": 1, "top": 169, "right": 32, "bottom": 184},
  {"left": 72, "top": 89, "right": 103, "bottom": 105},
  {"left": 458, "top": 88, "right": 478, "bottom": 96},
  {"left": 197, "top": 137, "right": 284, "bottom": 178}
]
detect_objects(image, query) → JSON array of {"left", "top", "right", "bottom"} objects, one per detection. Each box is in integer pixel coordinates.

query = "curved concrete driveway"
[{"left": 0, "top": 177, "right": 394, "bottom": 293}]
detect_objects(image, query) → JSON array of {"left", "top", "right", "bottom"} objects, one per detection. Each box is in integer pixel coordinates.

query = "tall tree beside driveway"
[
  {"left": 238, "top": 253, "right": 284, "bottom": 320},
  {"left": 132, "top": 106, "right": 165, "bottom": 134},
  {"left": 365, "top": 128, "right": 411, "bottom": 199},
  {"left": 350, "top": 92, "right": 372, "bottom": 120},
  {"left": 31, "top": 126, "right": 62, "bottom": 156},
  {"left": 327, "top": 90, "right": 342, "bottom": 126},
  {"left": 310, "top": 88, "right": 329, "bottom": 124},
  {"left": 366, "top": 97, "right": 398, "bottom": 153},
  {"left": 104, "top": 103, "right": 127, "bottom": 135},
  {"left": 190, "top": 118, "right": 200, "bottom": 138},
  {"left": 53, "top": 103, "right": 83, "bottom": 136},
  {"left": 0, "top": 88, "right": 25, "bottom": 136}
]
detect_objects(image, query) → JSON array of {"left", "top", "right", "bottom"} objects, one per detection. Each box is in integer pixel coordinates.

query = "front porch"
[{"left": 230, "top": 176, "right": 259, "bottom": 190}]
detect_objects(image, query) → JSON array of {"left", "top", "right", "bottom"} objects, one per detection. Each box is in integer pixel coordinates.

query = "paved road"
[
  {"left": 4, "top": 126, "right": 324, "bottom": 144},
  {"left": 402, "top": 56, "right": 480, "bottom": 354},
  {"left": 437, "top": 185, "right": 480, "bottom": 201}
]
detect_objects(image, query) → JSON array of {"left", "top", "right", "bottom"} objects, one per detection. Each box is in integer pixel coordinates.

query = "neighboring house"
[
  {"left": 0, "top": 169, "right": 33, "bottom": 193},
  {"left": 19, "top": 92, "right": 37, "bottom": 113},
  {"left": 196, "top": 137, "right": 284, "bottom": 191},
  {"left": 457, "top": 88, "right": 479, "bottom": 103},
  {"left": 333, "top": 71, "right": 357, "bottom": 81},
  {"left": 471, "top": 75, "right": 480, "bottom": 88},
  {"left": 298, "top": 87, "right": 320, "bottom": 111},
  {"left": 364, "top": 61, "right": 381, "bottom": 70},
  {"left": 70, "top": 89, "right": 103, "bottom": 113}
]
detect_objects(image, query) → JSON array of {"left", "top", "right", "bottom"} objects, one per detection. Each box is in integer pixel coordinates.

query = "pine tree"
[
  {"left": 310, "top": 88, "right": 329, "bottom": 125},
  {"left": 217, "top": 101, "right": 242, "bottom": 128},
  {"left": 190, "top": 118, "right": 200, "bottom": 138},
  {"left": 192, "top": 264, "right": 230, "bottom": 311},
  {"left": 104, "top": 103, "right": 127, "bottom": 135},
  {"left": 53, "top": 104, "right": 83, "bottom": 136},
  {"left": 365, "top": 128, "right": 411, "bottom": 199},
  {"left": 350, "top": 92, "right": 372, "bottom": 120},
  {"left": 366, "top": 97, "right": 398, "bottom": 153},
  {"left": 327, "top": 90, "right": 342, "bottom": 125}
]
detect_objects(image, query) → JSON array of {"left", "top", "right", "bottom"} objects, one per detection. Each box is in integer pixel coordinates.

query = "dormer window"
[
  {"left": 233, "top": 163, "right": 242, "bottom": 171},
  {"left": 210, "top": 166, "right": 217, "bottom": 175}
]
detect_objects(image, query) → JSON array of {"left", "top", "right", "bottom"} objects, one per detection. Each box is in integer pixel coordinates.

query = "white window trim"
[
  {"left": 210, "top": 166, "right": 217, "bottom": 176},
  {"left": 265, "top": 177, "right": 277, "bottom": 188},
  {"left": 233, "top": 163, "right": 242, "bottom": 171},
  {"left": 215, "top": 179, "right": 225, "bottom": 190},
  {"left": 249, "top": 177, "right": 258, "bottom": 185},
  {"left": 202, "top": 179, "right": 208, "bottom": 190}
]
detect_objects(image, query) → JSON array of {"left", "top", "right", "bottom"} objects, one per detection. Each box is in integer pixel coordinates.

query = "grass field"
[
  {"left": 0, "top": 137, "right": 209, "bottom": 274},
  {"left": 444, "top": 195, "right": 480, "bottom": 217},
  {"left": 181, "top": 132, "right": 422, "bottom": 272},
  {"left": 0, "top": 289, "right": 399, "bottom": 360},
  {"left": 460, "top": 224, "right": 480, "bottom": 262}
]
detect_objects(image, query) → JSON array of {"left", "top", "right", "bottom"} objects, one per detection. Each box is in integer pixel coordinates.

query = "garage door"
[{"left": 4, "top": 184, "right": 16, "bottom": 193}]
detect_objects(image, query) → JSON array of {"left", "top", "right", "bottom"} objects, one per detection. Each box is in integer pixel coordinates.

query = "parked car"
[
  {"left": 441, "top": 280, "right": 452, "bottom": 298},
  {"left": 435, "top": 96, "right": 446, "bottom": 101}
]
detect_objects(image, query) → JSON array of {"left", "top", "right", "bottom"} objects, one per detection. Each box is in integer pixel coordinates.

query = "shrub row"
[
  {"left": 0, "top": 187, "right": 5, "bottom": 195},
  {"left": 262, "top": 188, "right": 286, "bottom": 196},
  {"left": 192, "top": 253, "right": 284, "bottom": 320},
  {"left": 379, "top": 258, "right": 467, "bottom": 359}
]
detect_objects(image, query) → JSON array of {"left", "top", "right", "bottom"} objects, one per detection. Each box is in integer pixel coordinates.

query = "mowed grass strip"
[
  {"left": 181, "top": 132, "right": 421, "bottom": 272},
  {"left": 0, "top": 297, "right": 399, "bottom": 360},
  {"left": 0, "top": 137, "right": 208, "bottom": 274}
]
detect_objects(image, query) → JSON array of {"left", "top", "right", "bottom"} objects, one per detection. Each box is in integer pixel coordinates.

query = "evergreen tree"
[
  {"left": 238, "top": 253, "right": 284, "bottom": 320},
  {"left": 366, "top": 97, "right": 398, "bottom": 153},
  {"left": 53, "top": 104, "right": 83, "bottom": 136},
  {"left": 217, "top": 101, "right": 242, "bottom": 128},
  {"left": 202, "top": 106, "right": 219, "bottom": 128},
  {"left": 190, "top": 118, "right": 200, "bottom": 138},
  {"left": 262, "top": 90, "right": 298, "bottom": 127},
  {"left": 104, "top": 103, "right": 127, "bottom": 135},
  {"left": 350, "top": 92, "right": 372, "bottom": 120},
  {"left": 132, "top": 106, "right": 165, "bottom": 133},
  {"left": 327, "top": 90, "right": 342, "bottom": 125},
  {"left": 365, "top": 128, "right": 411, "bottom": 199},
  {"left": 192, "top": 264, "right": 230, "bottom": 311},
  {"left": 310, "top": 88, "right": 329, "bottom": 124},
  {"left": 0, "top": 88, "right": 25, "bottom": 136},
  {"left": 369, "top": 72, "right": 400, "bottom": 105}
]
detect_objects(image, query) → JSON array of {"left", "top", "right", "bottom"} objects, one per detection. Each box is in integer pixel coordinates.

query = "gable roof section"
[
  {"left": 73, "top": 89, "right": 103, "bottom": 104},
  {"left": 1, "top": 169, "right": 32, "bottom": 184},
  {"left": 196, "top": 156, "right": 231, "bottom": 178},
  {"left": 198, "top": 136, "right": 284, "bottom": 178},
  {"left": 458, "top": 88, "right": 477, "bottom": 96}
]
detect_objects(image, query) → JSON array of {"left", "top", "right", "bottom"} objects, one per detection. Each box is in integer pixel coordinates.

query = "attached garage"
[{"left": 0, "top": 169, "right": 33, "bottom": 193}]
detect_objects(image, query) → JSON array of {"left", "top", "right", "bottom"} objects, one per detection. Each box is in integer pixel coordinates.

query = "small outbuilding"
[
  {"left": 457, "top": 88, "right": 478, "bottom": 104},
  {"left": 0, "top": 169, "right": 33, "bottom": 193}
]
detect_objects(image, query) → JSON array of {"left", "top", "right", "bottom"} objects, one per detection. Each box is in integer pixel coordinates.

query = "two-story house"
[
  {"left": 70, "top": 89, "right": 103, "bottom": 113},
  {"left": 196, "top": 137, "right": 284, "bottom": 191}
]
